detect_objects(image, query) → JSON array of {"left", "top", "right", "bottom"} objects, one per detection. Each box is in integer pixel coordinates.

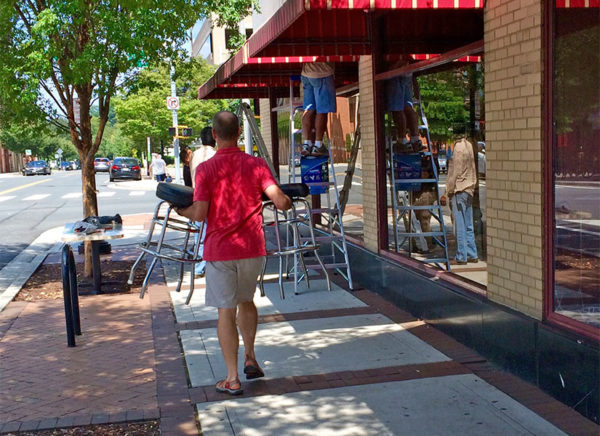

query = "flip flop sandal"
[
  {"left": 244, "top": 359, "right": 265, "bottom": 380},
  {"left": 216, "top": 379, "right": 243, "bottom": 395}
]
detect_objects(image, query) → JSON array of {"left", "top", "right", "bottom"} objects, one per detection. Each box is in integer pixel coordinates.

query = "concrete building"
[{"left": 197, "top": 0, "right": 599, "bottom": 424}]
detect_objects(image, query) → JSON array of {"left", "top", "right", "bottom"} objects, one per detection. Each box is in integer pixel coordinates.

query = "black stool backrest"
[{"left": 262, "top": 183, "right": 309, "bottom": 202}]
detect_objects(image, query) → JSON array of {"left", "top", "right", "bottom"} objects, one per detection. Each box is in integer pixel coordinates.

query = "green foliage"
[
  {"left": 554, "top": 25, "right": 599, "bottom": 134},
  {"left": 417, "top": 70, "right": 470, "bottom": 141},
  {"left": 113, "top": 57, "right": 228, "bottom": 155},
  {"left": 0, "top": 122, "right": 75, "bottom": 160}
]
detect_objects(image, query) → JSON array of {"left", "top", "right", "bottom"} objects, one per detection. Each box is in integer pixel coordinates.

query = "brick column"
[
  {"left": 359, "top": 56, "right": 380, "bottom": 252},
  {"left": 484, "top": 0, "right": 544, "bottom": 319},
  {"left": 259, "top": 98, "right": 273, "bottom": 160}
]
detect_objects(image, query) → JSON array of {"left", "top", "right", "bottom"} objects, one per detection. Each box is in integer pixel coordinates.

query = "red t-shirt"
[{"left": 193, "top": 147, "right": 277, "bottom": 261}]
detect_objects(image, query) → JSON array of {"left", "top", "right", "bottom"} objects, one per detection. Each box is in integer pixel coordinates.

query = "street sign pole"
[
  {"left": 243, "top": 99, "right": 253, "bottom": 155},
  {"left": 170, "top": 64, "right": 181, "bottom": 184}
]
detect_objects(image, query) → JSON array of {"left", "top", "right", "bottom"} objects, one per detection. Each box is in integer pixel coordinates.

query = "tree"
[
  {"left": 0, "top": 0, "right": 254, "bottom": 275},
  {"left": 113, "top": 57, "right": 229, "bottom": 154},
  {"left": 417, "top": 69, "right": 470, "bottom": 142}
]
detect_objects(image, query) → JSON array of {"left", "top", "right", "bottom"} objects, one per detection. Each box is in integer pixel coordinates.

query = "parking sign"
[{"left": 166, "top": 96, "right": 179, "bottom": 110}]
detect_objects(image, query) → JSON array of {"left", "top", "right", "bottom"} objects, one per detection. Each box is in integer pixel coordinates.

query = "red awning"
[{"left": 198, "top": 0, "right": 484, "bottom": 99}]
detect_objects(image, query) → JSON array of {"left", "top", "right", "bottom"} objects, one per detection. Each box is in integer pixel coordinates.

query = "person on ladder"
[
  {"left": 301, "top": 62, "right": 336, "bottom": 157},
  {"left": 385, "top": 57, "right": 422, "bottom": 153}
]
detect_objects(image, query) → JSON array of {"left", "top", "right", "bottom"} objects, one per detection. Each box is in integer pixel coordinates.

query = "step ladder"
[
  {"left": 238, "top": 101, "right": 278, "bottom": 179},
  {"left": 387, "top": 76, "right": 451, "bottom": 271},
  {"left": 287, "top": 76, "right": 354, "bottom": 289}
]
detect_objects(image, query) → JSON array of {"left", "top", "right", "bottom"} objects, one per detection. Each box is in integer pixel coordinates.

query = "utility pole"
[{"left": 170, "top": 64, "right": 181, "bottom": 184}]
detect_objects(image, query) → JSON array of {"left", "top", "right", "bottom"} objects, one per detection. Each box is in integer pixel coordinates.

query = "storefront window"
[
  {"left": 552, "top": 4, "right": 600, "bottom": 328},
  {"left": 382, "top": 67, "right": 487, "bottom": 288}
]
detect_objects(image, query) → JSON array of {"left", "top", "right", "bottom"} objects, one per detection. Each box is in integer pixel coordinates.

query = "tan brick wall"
[
  {"left": 259, "top": 98, "right": 273, "bottom": 160},
  {"left": 358, "top": 56, "right": 379, "bottom": 252},
  {"left": 484, "top": 0, "right": 544, "bottom": 319}
]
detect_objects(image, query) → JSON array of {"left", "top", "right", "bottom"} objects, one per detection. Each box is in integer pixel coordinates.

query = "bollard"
[{"left": 61, "top": 244, "right": 81, "bottom": 346}]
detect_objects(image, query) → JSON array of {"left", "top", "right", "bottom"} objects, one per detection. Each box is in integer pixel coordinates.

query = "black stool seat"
[
  {"left": 262, "top": 183, "right": 309, "bottom": 201},
  {"left": 156, "top": 182, "right": 194, "bottom": 208}
]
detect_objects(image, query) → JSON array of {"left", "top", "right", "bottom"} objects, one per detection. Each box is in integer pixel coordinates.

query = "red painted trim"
[
  {"left": 543, "top": 0, "right": 599, "bottom": 341},
  {"left": 375, "top": 40, "right": 484, "bottom": 82},
  {"left": 379, "top": 249, "right": 487, "bottom": 296},
  {"left": 547, "top": 313, "right": 600, "bottom": 342},
  {"left": 543, "top": 0, "right": 555, "bottom": 324}
]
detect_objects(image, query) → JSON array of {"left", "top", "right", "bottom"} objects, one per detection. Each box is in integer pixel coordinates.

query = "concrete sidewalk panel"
[
  {"left": 196, "top": 375, "right": 566, "bottom": 436},
  {"left": 171, "top": 278, "right": 366, "bottom": 324},
  {"left": 182, "top": 314, "right": 449, "bottom": 387}
]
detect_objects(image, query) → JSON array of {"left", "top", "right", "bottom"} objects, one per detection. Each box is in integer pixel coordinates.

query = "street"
[{"left": 0, "top": 171, "right": 157, "bottom": 270}]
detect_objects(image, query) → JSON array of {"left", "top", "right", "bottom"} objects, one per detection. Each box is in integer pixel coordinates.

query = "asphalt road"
[
  {"left": 0, "top": 166, "right": 597, "bottom": 271},
  {"left": 0, "top": 170, "right": 157, "bottom": 270}
]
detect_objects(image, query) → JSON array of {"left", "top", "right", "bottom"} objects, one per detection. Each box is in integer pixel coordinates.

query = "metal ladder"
[
  {"left": 388, "top": 77, "right": 451, "bottom": 271},
  {"left": 238, "top": 101, "right": 278, "bottom": 179},
  {"left": 288, "top": 77, "right": 354, "bottom": 289}
]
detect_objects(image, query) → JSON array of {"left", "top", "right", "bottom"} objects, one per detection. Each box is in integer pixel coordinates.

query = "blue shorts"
[
  {"left": 302, "top": 75, "right": 336, "bottom": 114},
  {"left": 385, "top": 75, "right": 413, "bottom": 112}
]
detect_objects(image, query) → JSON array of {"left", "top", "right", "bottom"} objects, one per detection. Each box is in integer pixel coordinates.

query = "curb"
[
  {"left": 0, "top": 226, "right": 64, "bottom": 312},
  {"left": 0, "top": 223, "right": 152, "bottom": 313}
]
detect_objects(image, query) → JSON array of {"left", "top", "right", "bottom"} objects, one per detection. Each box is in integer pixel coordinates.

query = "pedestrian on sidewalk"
[
  {"left": 176, "top": 111, "right": 291, "bottom": 395},
  {"left": 189, "top": 126, "right": 217, "bottom": 277},
  {"left": 150, "top": 153, "right": 167, "bottom": 182},
  {"left": 179, "top": 146, "right": 193, "bottom": 187}
]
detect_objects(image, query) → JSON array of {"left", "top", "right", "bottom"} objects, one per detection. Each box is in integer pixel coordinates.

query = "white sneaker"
[
  {"left": 311, "top": 144, "right": 328, "bottom": 156},
  {"left": 300, "top": 143, "right": 313, "bottom": 157}
]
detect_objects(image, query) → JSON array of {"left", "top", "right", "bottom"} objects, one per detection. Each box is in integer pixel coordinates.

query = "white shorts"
[{"left": 205, "top": 257, "right": 264, "bottom": 308}]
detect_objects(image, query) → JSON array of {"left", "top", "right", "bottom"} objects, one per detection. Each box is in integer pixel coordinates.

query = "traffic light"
[{"left": 168, "top": 126, "right": 193, "bottom": 138}]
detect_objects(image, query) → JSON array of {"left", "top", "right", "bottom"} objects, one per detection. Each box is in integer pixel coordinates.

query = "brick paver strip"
[
  {"left": 146, "top": 265, "right": 199, "bottom": 436},
  {"left": 176, "top": 306, "right": 378, "bottom": 331},
  {"left": 189, "top": 360, "right": 469, "bottom": 404}
]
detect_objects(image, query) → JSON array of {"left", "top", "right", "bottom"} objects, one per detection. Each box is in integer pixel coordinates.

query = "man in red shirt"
[{"left": 177, "top": 111, "right": 291, "bottom": 395}]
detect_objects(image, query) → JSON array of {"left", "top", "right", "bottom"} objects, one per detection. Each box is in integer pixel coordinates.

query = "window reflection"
[{"left": 553, "top": 5, "right": 600, "bottom": 327}]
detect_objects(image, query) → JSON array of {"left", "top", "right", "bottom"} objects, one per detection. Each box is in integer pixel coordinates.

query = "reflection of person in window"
[
  {"left": 441, "top": 126, "right": 478, "bottom": 265},
  {"left": 385, "top": 57, "right": 421, "bottom": 152}
]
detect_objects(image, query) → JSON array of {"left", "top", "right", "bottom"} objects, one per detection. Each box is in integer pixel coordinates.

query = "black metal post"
[
  {"left": 68, "top": 248, "right": 81, "bottom": 336},
  {"left": 61, "top": 245, "right": 76, "bottom": 347},
  {"left": 91, "top": 240, "right": 102, "bottom": 294}
]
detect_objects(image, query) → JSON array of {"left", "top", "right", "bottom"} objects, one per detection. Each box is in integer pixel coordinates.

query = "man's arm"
[
  {"left": 264, "top": 184, "right": 292, "bottom": 210},
  {"left": 176, "top": 200, "right": 209, "bottom": 221}
]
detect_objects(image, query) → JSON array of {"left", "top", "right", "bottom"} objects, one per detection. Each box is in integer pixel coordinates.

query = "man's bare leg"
[
  {"left": 404, "top": 105, "right": 419, "bottom": 137},
  {"left": 217, "top": 307, "right": 240, "bottom": 382},
  {"left": 302, "top": 109, "right": 316, "bottom": 143},
  {"left": 314, "top": 113, "right": 328, "bottom": 142},
  {"left": 237, "top": 301, "right": 258, "bottom": 362}
]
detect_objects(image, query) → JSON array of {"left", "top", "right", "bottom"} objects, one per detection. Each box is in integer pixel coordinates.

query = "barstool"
[
  {"left": 259, "top": 183, "right": 331, "bottom": 299},
  {"left": 128, "top": 183, "right": 204, "bottom": 304}
]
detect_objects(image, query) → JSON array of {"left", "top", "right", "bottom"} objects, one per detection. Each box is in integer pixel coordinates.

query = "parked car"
[
  {"left": 59, "top": 161, "right": 73, "bottom": 170},
  {"left": 71, "top": 160, "right": 80, "bottom": 170},
  {"left": 437, "top": 150, "right": 447, "bottom": 174},
  {"left": 109, "top": 157, "right": 142, "bottom": 182},
  {"left": 477, "top": 141, "right": 486, "bottom": 177},
  {"left": 94, "top": 157, "right": 111, "bottom": 172},
  {"left": 22, "top": 160, "right": 51, "bottom": 176}
]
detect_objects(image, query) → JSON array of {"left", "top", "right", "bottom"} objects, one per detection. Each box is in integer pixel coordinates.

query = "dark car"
[
  {"left": 59, "top": 161, "right": 73, "bottom": 170},
  {"left": 437, "top": 150, "right": 447, "bottom": 174},
  {"left": 94, "top": 157, "right": 111, "bottom": 172},
  {"left": 22, "top": 160, "right": 51, "bottom": 176},
  {"left": 109, "top": 157, "right": 142, "bottom": 181}
]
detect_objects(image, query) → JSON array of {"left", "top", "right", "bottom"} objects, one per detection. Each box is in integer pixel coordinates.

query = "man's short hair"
[
  {"left": 200, "top": 126, "right": 216, "bottom": 147},
  {"left": 212, "top": 111, "right": 240, "bottom": 141}
]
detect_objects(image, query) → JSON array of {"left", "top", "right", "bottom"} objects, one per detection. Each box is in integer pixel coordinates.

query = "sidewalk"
[{"left": 0, "top": 216, "right": 597, "bottom": 435}]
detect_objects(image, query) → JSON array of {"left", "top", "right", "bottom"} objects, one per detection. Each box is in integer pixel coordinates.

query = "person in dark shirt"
[{"left": 179, "top": 146, "right": 193, "bottom": 187}]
